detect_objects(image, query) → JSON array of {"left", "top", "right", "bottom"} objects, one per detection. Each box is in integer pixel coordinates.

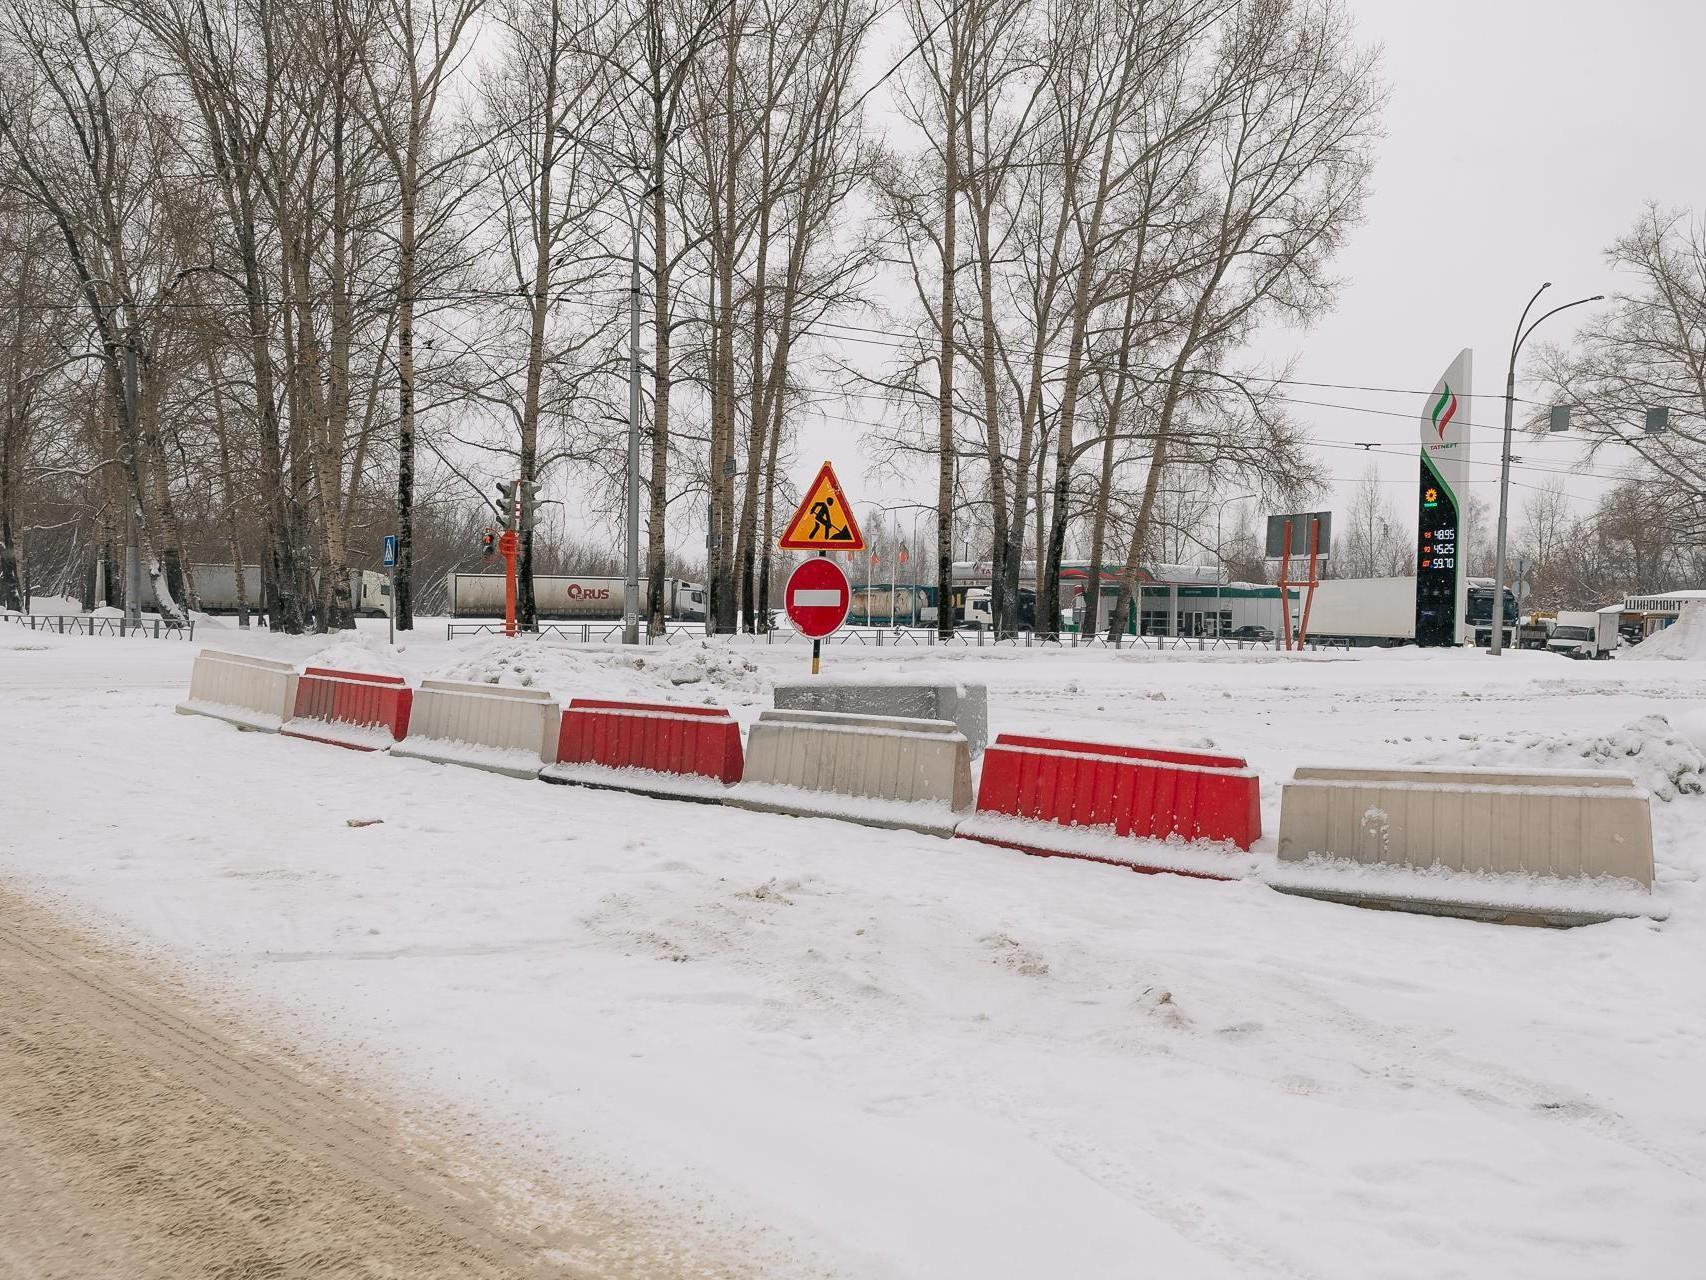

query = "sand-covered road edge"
[{"left": 0, "top": 884, "right": 765, "bottom": 1280}]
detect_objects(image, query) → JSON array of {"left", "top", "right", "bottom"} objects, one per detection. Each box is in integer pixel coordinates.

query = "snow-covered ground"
[{"left": 3, "top": 617, "right": 1705, "bottom": 1277}]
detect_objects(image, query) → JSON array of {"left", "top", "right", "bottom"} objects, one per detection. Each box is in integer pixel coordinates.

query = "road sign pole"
[
  {"left": 813, "top": 548, "right": 825, "bottom": 675},
  {"left": 382, "top": 534, "right": 398, "bottom": 645}
]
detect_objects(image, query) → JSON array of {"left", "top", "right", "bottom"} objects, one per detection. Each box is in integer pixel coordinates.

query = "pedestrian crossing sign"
[{"left": 778, "top": 461, "right": 865, "bottom": 551}]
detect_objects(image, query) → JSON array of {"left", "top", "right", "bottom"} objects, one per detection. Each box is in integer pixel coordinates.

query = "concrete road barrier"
[
  {"left": 726, "top": 708, "right": 974, "bottom": 836},
  {"left": 282, "top": 667, "right": 413, "bottom": 751},
  {"left": 392, "top": 679, "right": 557, "bottom": 779},
  {"left": 773, "top": 680, "right": 989, "bottom": 756},
  {"left": 956, "top": 733, "right": 1261, "bottom": 877},
  {"left": 543, "top": 698, "right": 743, "bottom": 800},
  {"left": 175, "top": 649, "right": 299, "bottom": 733},
  {"left": 1272, "top": 764, "right": 1657, "bottom": 926}
]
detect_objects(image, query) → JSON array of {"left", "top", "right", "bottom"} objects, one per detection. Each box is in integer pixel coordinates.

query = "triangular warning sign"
[{"left": 779, "top": 462, "right": 865, "bottom": 551}]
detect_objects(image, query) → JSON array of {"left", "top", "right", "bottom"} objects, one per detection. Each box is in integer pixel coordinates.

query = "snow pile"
[
  {"left": 301, "top": 631, "right": 406, "bottom": 677},
  {"left": 1415, "top": 713, "right": 1706, "bottom": 802},
  {"left": 1622, "top": 603, "right": 1706, "bottom": 661},
  {"left": 433, "top": 636, "right": 768, "bottom": 703},
  {"left": 642, "top": 639, "right": 769, "bottom": 694}
]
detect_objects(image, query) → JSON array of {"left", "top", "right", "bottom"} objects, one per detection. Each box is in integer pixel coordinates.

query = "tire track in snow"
[{"left": 0, "top": 886, "right": 755, "bottom": 1280}]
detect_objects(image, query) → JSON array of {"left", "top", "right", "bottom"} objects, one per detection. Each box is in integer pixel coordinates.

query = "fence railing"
[
  {"left": 443, "top": 619, "right": 1331, "bottom": 653},
  {"left": 0, "top": 612, "right": 195, "bottom": 640}
]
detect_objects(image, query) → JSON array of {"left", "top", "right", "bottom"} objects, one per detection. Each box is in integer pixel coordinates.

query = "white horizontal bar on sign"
[{"left": 792, "top": 589, "right": 845, "bottom": 606}]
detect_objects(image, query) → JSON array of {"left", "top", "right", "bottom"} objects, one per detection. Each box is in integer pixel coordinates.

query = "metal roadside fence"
[
  {"left": 1, "top": 613, "right": 195, "bottom": 640},
  {"left": 444, "top": 620, "right": 1316, "bottom": 653}
]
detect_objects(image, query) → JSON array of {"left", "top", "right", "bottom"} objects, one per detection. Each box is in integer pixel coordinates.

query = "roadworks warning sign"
[{"left": 778, "top": 461, "right": 865, "bottom": 551}]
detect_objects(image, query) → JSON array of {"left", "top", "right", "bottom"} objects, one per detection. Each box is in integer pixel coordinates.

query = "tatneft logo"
[
  {"left": 1429, "top": 383, "right": 1458, "bottom": 441},
  {"left": 565, "top": 584, "right": 611, "bottom": 600}
]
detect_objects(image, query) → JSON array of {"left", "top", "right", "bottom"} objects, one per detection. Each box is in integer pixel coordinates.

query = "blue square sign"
[{"left": 382, "top": 534, "right": 397, "bottom": 568}]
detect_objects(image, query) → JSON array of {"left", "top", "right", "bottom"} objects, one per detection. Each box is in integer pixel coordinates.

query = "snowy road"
[
  {"left": 0, "top": 883, "right": 740, "bottom": 1279},
  {"left": 2, "top": 624, "right": 1704, "bottom": 1277}
]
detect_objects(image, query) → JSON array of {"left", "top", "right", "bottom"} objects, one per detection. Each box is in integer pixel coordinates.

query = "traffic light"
[
  {"left": 482, "top": 531, "right": 495, "bottom": 558},
  {"left": 518, "top": 480, "right": 541, "bottom": 531},
  {"left": 495, "top": 480, "right": 518, "bottom": 531}
]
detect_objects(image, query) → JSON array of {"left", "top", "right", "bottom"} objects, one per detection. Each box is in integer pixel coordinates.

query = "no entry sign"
[{"left": 784, "top": 557, "right": 850, "bottom": 639}]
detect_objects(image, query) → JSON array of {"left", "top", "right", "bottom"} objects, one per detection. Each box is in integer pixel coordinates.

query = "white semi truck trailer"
[
  {"left": 1302, "top": 576, "right": 1517, "bottom": 647},
  {"left": 189, "top": 564, "right": 391, "bottom": 617},
  {"left": 446, "top": 573, "right": 706, "bottom": 622}
]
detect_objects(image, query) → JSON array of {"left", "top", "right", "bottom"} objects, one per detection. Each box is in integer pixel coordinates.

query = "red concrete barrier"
[
  {"left": 281, "top": 667, "right": 412, "bottom": 751},
  {"left": 543, "top": 698, "right": 743, "bottom": 800},
  {"left": 956, "top": 733, "right": 1261, "bottom": 877}
]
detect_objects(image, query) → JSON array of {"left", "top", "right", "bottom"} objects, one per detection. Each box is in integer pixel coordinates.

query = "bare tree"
[
  {"left": 1535, "top": 204, "right": 1706, "bottom": 544},
  {"left": 1331, "top": 464, "right": 1407, "bottom": 578}
]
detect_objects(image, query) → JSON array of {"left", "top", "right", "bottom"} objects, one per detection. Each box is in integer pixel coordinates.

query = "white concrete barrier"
[
  {"left": 175, "top": 649, "right": 300, "bottom": 733},
  {"left": 725, "top": 708, "right": 974, "bottom": 837},
  {"left": 391, "top": 679, "right": 558, "bottom": 779},
  {"left": 1271, "top": 764, "right": 1657, "bottom": 926}
]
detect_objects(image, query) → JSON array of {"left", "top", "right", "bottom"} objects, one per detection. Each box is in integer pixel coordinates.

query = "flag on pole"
[{"left": 897, "top": 541, "right": 909, "bottom": 565}]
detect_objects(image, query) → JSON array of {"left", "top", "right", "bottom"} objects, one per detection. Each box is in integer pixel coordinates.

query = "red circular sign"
[{"left": 784, "top": 557, "right": 850, "bottom": 638}]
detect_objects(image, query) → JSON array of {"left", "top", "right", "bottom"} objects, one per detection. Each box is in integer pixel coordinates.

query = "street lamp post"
[
  {"left": 1489, "top": 283, "right": 1602, "bottom": 655},
  {"left": 621, "top": 194, "right": 642, "bottom": 646}
]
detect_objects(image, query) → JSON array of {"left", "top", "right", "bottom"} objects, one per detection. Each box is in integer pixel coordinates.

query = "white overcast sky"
[{"left": 789, "top": 0, "right": 1706, "bottom": 556}]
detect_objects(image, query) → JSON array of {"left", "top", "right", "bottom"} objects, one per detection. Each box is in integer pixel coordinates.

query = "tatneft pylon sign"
[
  {"left": 1416, "top": 348, "right": 1472, "bottom": 647},
  {"left": 778, "top": 461, "right": 866, "bottom": 551}
]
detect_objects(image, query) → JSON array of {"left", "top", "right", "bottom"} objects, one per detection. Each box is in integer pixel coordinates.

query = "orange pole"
[
  {"left": 500, "top": 529, "right": 519, "bottom": 638},
  {"left": 1298, "top": 517, "right": 1322, "bottom": 647}
]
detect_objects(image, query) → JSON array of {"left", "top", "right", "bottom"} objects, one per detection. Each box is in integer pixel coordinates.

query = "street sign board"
[
  {"left": 779, "top": 462, "right": 865, "bottom": 551},
  {"left": 784, "top": 557, "right": 850, "bottom": 638},
  {"left": 1264, "top": 512, "right": 1332, "bottom": 558},
  {"left": 382, "top": 534, "right": 398, "bottom": 568}
]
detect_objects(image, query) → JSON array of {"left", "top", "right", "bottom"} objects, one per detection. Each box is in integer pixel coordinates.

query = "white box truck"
[{"left": 1546, "top": 607, "right": 1620, "bottom": 660}]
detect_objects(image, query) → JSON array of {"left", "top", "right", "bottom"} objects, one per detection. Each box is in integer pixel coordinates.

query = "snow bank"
[
  {"left": 1414, "top": 714, "right": 1706, "bottom": 802},
  {"left": 301, "top": 631, "right": 407, "bottom": 677},
  {"left": 433, "top": 636, "right": 768, "bottom": 703},
  {"left": 1622, "top": 603, "right": 1706, "bottom": 661}
]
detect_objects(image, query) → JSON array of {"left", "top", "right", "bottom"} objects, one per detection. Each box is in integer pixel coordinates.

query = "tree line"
[{"left": 0, "top": 0, "right": 1389, "bottom": 635}]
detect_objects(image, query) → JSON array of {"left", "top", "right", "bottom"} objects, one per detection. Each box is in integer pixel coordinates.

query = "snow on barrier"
[
  {"left": 1269, "top": 764, "right": 1660, "bottom": 926},
  {"left": 955, "top": 734, "right": 1261, "bottom": 877},
  {"left": 391, "top": 679, "right": 558, "bottom": 779},
  {"left": 725, "top": 708, "right": 974, "bottom": 837},
  {"left": 175, "top": 649, "right": 300, "bottom": 733},
  {"left": 773, "top": 679, "right": 989, "bottom": 756},
  {"left": 281, "top": 667, "right": 413, "bottom": 751},
  {"left": 542, "top": 698, "right": 743, "bottom": 800}
]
